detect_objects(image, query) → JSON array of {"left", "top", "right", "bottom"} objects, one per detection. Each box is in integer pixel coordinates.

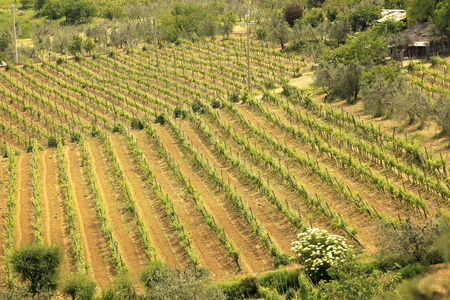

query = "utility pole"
[
  {"left": 11, "top": 4, "right": 18, "bottom": 64},
  {"left": 153, "top": 19, "right": 158, "bottom": 66},
  {"left": 241, "top": 14, "right": 254, "bottom": 92}
]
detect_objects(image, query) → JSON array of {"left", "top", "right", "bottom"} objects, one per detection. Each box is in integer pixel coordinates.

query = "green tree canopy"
[
  {"left": 433, "top": 0, "right": 450, "bottom": 33},
  {"left": 11, "top": 244, "right": 63, "bottom": 295}
]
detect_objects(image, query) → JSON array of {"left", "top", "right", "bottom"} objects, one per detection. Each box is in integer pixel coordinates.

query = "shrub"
[
  {"left": 192, "top": 101, "right": 204, "bottom": 114},
  {"left": 376, "top": 219, "right": 443, "bottom": 269},
  {"left": 258, "top": 286, "right": 282, "bottom": 300},
  {"left": 211, "top": 100, "right": 221, "bottom": 109},
  {"left": 11, "top": 244, "right": 63, "bottom": 295},
  {"left": 174, "top": 107, "right": 187, "bottom": 119},
  {"left": 112, "top": 125, "right": 122, "bottom": 133},
  {"left": 154, "top": 114, "right": 165, "bottom": 125},
  {"left": 70, "top": 132, "right": 81, "bottom": 143},
  {"left": 291, "top": 228, "right": 352, "bottom": 283},
  {"left": 61, "top": 272, "right": 96, "bottom": 300},
  {"left": 108, "top": 51, "right": 117, "bottom": 58},
  {"left": 74, "top": 55, "right": 85, "bottom": 62},
  {"left": 131, "top": 117, "right": 144, "bottom": 129},
  {"left": 56, "top": 57, "right": 66, "bottom": 65},
  {"left": 47, "top": 136, "right": 58, "bottom": 148},
  {"left": 399, "top": 263, "right": 429, "bottom": 279},
  {"left": 263, "top": 81, "right": 276, "bottom": 90},
  {"left": 91, "top": 53, "right": 100, "bottom": 60},
  {"left": 273, "top": 253, "right": 291, "bottom": 268},
  {"left": 229, "top": 92, "right": 240, "bottom": 103}
]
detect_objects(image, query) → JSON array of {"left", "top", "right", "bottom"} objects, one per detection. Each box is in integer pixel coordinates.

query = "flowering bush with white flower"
[{"left": 291, "top": 228, "right": 352, "bottom": 282}]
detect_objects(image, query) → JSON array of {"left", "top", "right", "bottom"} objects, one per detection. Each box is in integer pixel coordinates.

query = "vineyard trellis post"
[{"left": 241, "top": 14, "right": 254, "bottom": 94}]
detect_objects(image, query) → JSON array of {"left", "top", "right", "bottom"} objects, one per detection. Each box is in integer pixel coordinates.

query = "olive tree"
[
  {"left": 11, "top": 244, "right": 63, "bottom": 295},
  {"left": 267, "top": 13, "right": 291, "bottom": 50}
]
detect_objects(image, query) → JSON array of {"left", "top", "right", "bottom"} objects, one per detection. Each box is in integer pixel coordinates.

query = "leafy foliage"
[
  {"left": 61, "top": 272, "right": 96, "bottom": 300},
  {"left": 11, "top": 244, "right": 63, "bottom": 295},
  {"left": 291, "top": 228, "right": 352, "bottom": 283}
]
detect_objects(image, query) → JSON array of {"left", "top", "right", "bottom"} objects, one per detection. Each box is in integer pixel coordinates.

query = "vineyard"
[{"left": 0, "top": 37, "right": 449, "bottom": 289}]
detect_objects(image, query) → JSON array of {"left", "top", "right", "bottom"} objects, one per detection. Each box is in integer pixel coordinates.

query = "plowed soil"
[
  {"left": 40, "top": 149, "right": 75, "bottom": 274},
  {"left": 64, "top": 145, "right": 115, "bottom": 287},
  {"left": 109, "top": 134, "right": 188, "bottom": 268},
  {"left": 132, "top": 129, "right": 237, "bottom": 280},
  {"left": 86, "top": 138, "right": 148, "bottom": 279},
  {"left": 153, "top": 123, "right": 273, "bottom": 275},
  {"left": 14, "top": 154, "right": 34, "bottom": 246}
]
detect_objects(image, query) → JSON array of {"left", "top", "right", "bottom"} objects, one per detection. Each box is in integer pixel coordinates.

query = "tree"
[
  {"left": 433, "top": 0, "right": 450, "bottom": 34},
  {"left": 61, "top": 272, "right": 96, "bottom": 300},
  {"left": 83, "top": 38, "right": 95, "bottom": 55},
  {"left": 62, "top": 0, "right": 98, "bottom": 24},
  {"left": 434, "top": 95, "right": 450, "bottom": 136},
  {"left": 102, "top": 1, "right": 127, "bottom": 20},
  {"left": 406, "top": 0, "right": 440, "bottom": 23},
  {"left": 200, "top": 18, "right": 218, "bottom": 40},
  {"left": 19, "top": 0, "right": 34, "bottom": 9},
  {"left": 349, "top": 5, "right": 381, "bottom": 31},
  {"left": 328, "top": 17, "right": 351, "bottom": 43},
  {"left": 41, "top": 0, "right": 62, "bottom": 20},
  {"left": 11, "top": 244, "right": 63, "bottom": 295},
  {"left": 267, "top": 13, "right": 291, "bottom": 49},
  {"left": 393, "top": 84, "right": 431, "bottom": 127},
  {"left": 34, "top": 0, "right": 46, "bottom": 11},
  {"left": 307, "top": 0, "right": 326, "bottom": 8},
  {"left": 304, "top": 8, "right": 325, "bottom": 28},
  {"left": 284, "top": 3, "right": 304, "bottom": 27},
  {"left": 68, "top": 35, "right": 83, "bottom": 56},
  {"left": 221, "top": 11, "right": 236, "bottom": 37}
]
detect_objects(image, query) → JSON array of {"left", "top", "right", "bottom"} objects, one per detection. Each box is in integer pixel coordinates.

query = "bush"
[
  {"left": 108, "top": 51, "right": 117, "bottom": 58},
  {"left": 112, "top": 125, "right": 122, "bottom": 133},
  {"left": 70, "top": 132, "right": 81, "bottom": 143},
  {"left": 47, "top": 136, "right": 58, "bottom": 148},
  {"left": 61, "top": 272, "right": 96, "bottom": 300},
  {"left": 376, "top": 219, "right": 443, "bottom": 269},
  {"left": 91, "top": 53, "right": 100, "bottom": 60},
  {"left": 154, "top": 114, "right": 165, "bottom": 125},
  {"left": 74, "top": 55, "right": 84, "bottom": 62},
  {"left": 192, "top": 101, "right": 205, "bottom": 114},
  {"left": 263, "top": 81, "right": 276, "bottom": 90},
  {"left": 11, "top": 244, "right": 63, "bottom": 295},
  {"left": 291, "top": 228, "right": 352, "bottom": 283},
  {"left": 229, "top": 92, "right": 240, "bottom": 103},
  {"left": 56, "top": 57, "right": 66, "bottom": 65},
  {"left": 174, "top": 107, "right": 187, "bottom": 119},
  {"left": 274, "top": 253, "right": 291, "bottom": 268},
  {"left": 258, "top": 286, "right": 282, "bottom": 300},
  {"left": 131, "top": 117, "right": 144, "bottom": 129},
  {"left": 26, "top": 144, "right": 33, "bottom": 153},
  {"left": 211, "top": 100, "right": 221, "bottom": 109},
  {"left": 398, "top": 263, "right": 429, "bottom": 279}
]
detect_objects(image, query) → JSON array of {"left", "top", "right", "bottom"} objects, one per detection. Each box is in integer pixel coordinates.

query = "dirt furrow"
[
  {"left": 200, "top": 113, "right": 340, "bottom": 233},
  {"left": 178, "top": 119, "right": 298, "bottom": 255},
  {"left": 216, "top": 106, "right": 378, "bottom": 253},
  {"left": 14, "top": 154, "right": 34, "bottom": 246},
  {"left": 86, "top": 138, "right": 148, "bottom": 279},
  {"left": 153, "top": 124, "right": 273, "bottom": 275},
  {"left": 64, "top": 145, "right": 115, "bottom": 287},
  {"left": 240, "top": 101, "right": 416, "bottom": 219},
  {"left": 108, "top": 134, "right": 187, "bottom": 269},
  {"left": 132, "top": 130, "right": 236, "bottom": 280},
  {"left": 0, "top": 159, "right": 9, "bottom": 286},
  {"left": 40, "top": 149, "right": 75, "bottom": 274}
]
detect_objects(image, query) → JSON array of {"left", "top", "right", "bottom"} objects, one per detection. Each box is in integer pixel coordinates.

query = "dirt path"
[
  {"left": 153, "top": 124, "right": 273, "bottom": 276},
  {"left": 86, "top": 138, "right": 148, "bottom": 279},
  {"left": 64, "top": 144, "right": 115, "bottom": 287},
  {"left": 0, "top": 159, "right": 9, "bottom": 287},
  {"left": 40, "top": 149, "right": 75, "bottom": 274},
  {"left": 14, "top": 154, "right": 34, "bottom": 247},
  {"left": 109, "top": 134, "right": 187, "bottom": 269},
  {"left": 14, "top": 154, "right": 34, "bottom": 246},
  {"left": 132, "top": 130, "right": 237, "bottom": 280},
  {"left": 178, "top": 119, "right": 298, "bottom": 255}
]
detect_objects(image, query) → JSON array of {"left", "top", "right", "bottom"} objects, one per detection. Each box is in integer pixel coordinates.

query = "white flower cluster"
[{"left": 291, "top": 228, "right": 352, "bottom": 276}]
